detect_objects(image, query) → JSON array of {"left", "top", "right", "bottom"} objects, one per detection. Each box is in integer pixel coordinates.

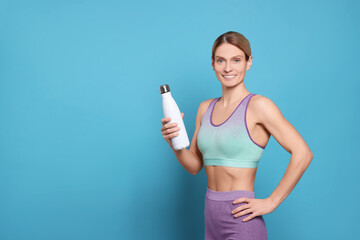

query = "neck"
[{"left": 219, "top": 82, "right": 250, "bottom": 107}]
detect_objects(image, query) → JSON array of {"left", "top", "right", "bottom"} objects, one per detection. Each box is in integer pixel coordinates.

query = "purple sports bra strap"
[
  {"left": 236, "top": 93, "right": 256, "bottom": 117},
  {"left": 212, "top": 93, "right": 254, "bottom": 125}
]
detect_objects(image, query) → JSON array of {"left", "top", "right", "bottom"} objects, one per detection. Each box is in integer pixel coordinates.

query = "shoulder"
[
  {"left": 250, "top": 94, "right": 283, "bottom": 122},
  {"left": 250, "top": 94, "right": 275, "bottom": 108},
  {"left": 199, "top": 98, "right": 217, "bottom": 112},
  {"left": 196, "top": 98, "right": 217, "bottom": 119},
  {"left": 200, "top": 97, "right": 217, "bottom": 109}
]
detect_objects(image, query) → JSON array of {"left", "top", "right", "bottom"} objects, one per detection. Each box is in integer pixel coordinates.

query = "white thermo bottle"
[{"left": 159, "top": 84, "right": 190, "bottom": 150}]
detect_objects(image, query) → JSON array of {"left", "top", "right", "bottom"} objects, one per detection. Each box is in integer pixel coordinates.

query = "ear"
[
  {"left": 211, "top": 57, "right": 215, "bottom": 71},
  {"left": 246, "top": 55, "right": 253, "bottom": 70}
]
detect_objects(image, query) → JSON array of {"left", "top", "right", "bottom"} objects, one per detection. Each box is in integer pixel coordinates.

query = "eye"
[
  {"left": 217, "top": 59, "right": 223, "bottom": 63},
  {"left": 234, "top": 59, "right": 240, "bottom": 63}
]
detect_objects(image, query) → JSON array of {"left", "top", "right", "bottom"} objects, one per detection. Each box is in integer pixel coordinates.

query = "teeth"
[{"left": 223, "top": 75, "right": 236, "bottom": 78}]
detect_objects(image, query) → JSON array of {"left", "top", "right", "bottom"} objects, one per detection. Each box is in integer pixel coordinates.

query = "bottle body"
[{"left": 161, "top": 92, "right": 190, "bottom": 150}]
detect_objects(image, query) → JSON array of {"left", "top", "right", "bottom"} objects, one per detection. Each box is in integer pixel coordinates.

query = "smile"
[{"left": 222, "top": 75, "right": 236, "bottom": 79}]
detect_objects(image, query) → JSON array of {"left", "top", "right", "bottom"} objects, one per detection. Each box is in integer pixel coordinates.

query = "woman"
[{"left": 160, "top": 31, "right": 313, "bottom": 240}]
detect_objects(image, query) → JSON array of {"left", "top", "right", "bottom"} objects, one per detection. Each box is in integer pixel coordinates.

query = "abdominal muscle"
[{"left": 205, "top": 165, "right": 257, "bottom": 192}]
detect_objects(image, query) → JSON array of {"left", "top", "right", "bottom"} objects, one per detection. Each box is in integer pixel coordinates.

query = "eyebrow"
[{"left": 215, "top": 55, "right": 243, "bottom": 59}]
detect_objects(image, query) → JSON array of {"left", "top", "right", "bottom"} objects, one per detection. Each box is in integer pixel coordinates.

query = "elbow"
[
  {"left": 307, "top": 148, "right": 314, "bottom": 162},
  {"left": 189, "top": 151, "right": 203, "bottom": 175},
  {"left": 292, "top": 148, "right": 313, "bottom": 166},
  {"left": 190, "top": 169, "right": 200, "bottom": 175},
  {"left": 303, "top": 149, "right": 313, "bottom": 165},
  {"left": 300, "top": 145, "right": 314, "bottom": 161},
  {"left": 190, "top": 165, "right": 203, "bottom": 175},
  {"left": 309, "top": 150, "right": 314, "bottom": 161}
]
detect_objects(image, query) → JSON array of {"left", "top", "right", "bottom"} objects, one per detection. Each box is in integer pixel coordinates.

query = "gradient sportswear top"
[{"left": 197, "top": 93, "right": 265, "bottom": 168}]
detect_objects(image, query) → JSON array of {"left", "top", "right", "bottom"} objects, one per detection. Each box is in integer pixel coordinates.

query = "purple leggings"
[{"left": 204, "top": 187, "right": 267, "bottom": 240}]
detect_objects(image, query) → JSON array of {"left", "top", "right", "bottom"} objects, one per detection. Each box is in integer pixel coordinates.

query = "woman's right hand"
[{"left": 160, "top": 112, "right": 184, "bottom": 149}]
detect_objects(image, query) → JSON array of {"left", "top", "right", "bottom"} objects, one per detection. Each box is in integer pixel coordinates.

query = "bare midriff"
[{"left": 205, "top": 165, "right": 257, "bottom": 192}]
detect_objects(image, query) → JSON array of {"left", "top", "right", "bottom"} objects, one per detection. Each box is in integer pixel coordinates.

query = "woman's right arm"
[{"left": 160, "top": 100, "right": 208, "bottom": 175}]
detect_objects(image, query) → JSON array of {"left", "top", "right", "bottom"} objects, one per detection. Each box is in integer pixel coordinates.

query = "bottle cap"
[{"left": 159, "top": 84, "right": 170, "bottom": 94}]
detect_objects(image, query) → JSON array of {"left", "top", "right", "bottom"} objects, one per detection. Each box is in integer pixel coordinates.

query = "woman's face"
[{"left": 212, "top": 43, "right": 252, "bottom": 86}]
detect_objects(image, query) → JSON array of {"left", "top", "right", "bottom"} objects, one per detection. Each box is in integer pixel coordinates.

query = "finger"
[
  {"left": 242, "top": 213, "right": 257, "bottom": 222},
  {"left": 161, "top": 117, "right": 171, "bottom": 124},
  {"left": 231, "top": 204, "right": 250, "bottom": 215},
  {"left": 181, "top": 112, "right": 184, "bottom": 118},
  {"left": 165, "top": 126, "right": 180, "bottom": 135},
  {"left": 161, "top": 124, "right": 179, "bottom": 133},
  {"left": 233, "top": 197, "right": 250, "bottom": 204},
  {"left": 234, "top": 208, "right": 252, "bottom": 218},
  {"left": 165, "top": 132, "right": 180, "bottom": 139},
  {"left": 160, "top": 122, "right": 178, "bottom": 131}
]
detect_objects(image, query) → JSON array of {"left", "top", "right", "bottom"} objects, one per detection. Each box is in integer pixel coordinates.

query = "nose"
[{"left": 224, "top": 62, "right": 232, "bottom": 72}]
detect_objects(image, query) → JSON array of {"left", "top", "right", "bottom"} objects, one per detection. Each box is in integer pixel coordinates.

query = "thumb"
[{"left": 181, "top": 112, "right": 184, "bottom": 118}]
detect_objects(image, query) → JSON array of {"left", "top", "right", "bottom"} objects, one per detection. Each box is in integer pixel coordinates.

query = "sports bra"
[{"left": 197, "top": 93, "right": 265, "bottom": 168}]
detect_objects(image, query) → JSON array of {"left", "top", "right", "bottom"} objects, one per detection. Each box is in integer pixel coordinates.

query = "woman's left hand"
[{"left": 231, "top": 197, "right": 277, "bottom": 222}]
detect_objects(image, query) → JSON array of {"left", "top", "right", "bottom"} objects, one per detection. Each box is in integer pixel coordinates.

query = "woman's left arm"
[
  {"left": 256, "top": 95, "right": 314, "bottom": 208},
  {"left": 232, "top": 95, "right": 313, "bottom": 222}
]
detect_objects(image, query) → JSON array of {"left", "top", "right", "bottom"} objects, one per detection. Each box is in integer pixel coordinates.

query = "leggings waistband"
[{"left": 206, "top": 187, "right": 255, "bottom": 201}]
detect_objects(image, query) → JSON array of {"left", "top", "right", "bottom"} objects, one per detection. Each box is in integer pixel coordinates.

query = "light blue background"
[{"left": 0, "top": 0, "right": 359, "bottom": 239}]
